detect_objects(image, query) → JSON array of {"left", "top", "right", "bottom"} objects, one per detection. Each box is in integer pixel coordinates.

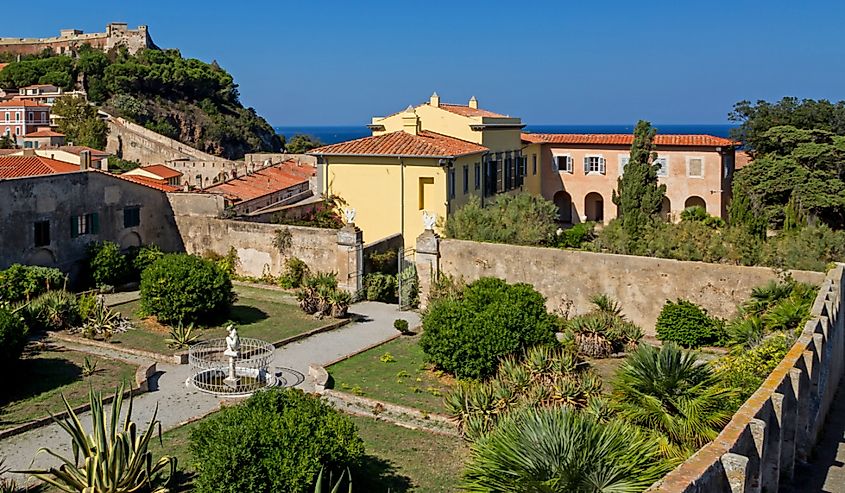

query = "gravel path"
[{"left": 0, "top": 301, "right": 418, "bottom": 486}]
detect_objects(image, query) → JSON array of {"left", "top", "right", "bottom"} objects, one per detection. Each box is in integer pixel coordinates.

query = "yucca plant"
[
  {"left": 23, "top": 385, "right": 176, "bottom": 492},
  {"left": 461, "top": 406, "right": 675, "bottom": 492},
  {"left": 612, "top": 343, "right": 737, "bottom": 451},
  {"left": 164, "top": 322, "right": 199, "bottom": 349},
  {"left": 0, "top": 458, "right": 18, "bottom": 493},
  {"left": 590, "top": 292, "right": 624, "bottom": 318},
  {"left": 328, "top": 289, "right": 352, "bottom": 318},
  {"left": 81, "top": 356, "right": 98, "bottom": 377},
  {"left": 79, "top": 302, "right": 124, "bottom": 341}
]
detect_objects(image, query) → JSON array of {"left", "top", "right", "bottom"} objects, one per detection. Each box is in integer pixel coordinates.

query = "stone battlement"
[{"left": 0, "top": 23, "right": 155, "bottom": 56}]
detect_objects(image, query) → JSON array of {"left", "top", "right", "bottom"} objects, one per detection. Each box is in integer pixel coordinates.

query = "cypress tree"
[{"left": 612, "top": 120, "right": 666, "bottom": 252}]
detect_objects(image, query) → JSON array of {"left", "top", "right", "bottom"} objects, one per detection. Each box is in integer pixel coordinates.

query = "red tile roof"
[
  {"left": 0, "top": 155, "right": 79, "bottom": 178},
  {"left": 310, "top": 130, "right": 488, "bottom": 158},
  {"left": 0, "top": 99, "right": 49, "bottom": 108},
  {"left": 521, "top": 133, "right": 739, "bottom": 147},
  {"left": 23, "top": 129, "right": 65, "bottom": 138},
  {"left": 438, "top": 103, "right": 508, "bottom": 118},
  {"left": 117, "top": 173, "right": 180, "bottom": 192},
  {"left": 57, "top": 145, "right": 110, "bottom": 158},
  {"left": 137, "top": 164, "right": 182, "bottom": 180},
  {"left": 206, "top": 162, "right": 314, "bottom": 202},
  {"left": 0, "top": 63, "right": 8, "bottom": 72}
]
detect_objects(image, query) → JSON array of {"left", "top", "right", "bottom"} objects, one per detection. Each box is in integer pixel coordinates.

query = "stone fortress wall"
[{"left": 0, "top": 23, "right": 154, "bottom": 56}]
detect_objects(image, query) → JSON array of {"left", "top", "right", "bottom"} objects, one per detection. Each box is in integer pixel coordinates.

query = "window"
[
  {"left": 70, "top": 213, "right": 98, "bottom": 238},
  {"left": 124, "top": 206, "right": 141, "bottom": 228},
  {"left": 419, "top": 177, "right": 434, "bottom": 209},
  {"left": 474, "top": 163, "right": 481, "bottom": 190},
  {"left": 462, "top": 165, "right": 469, "bottom": 194},
  {"left": 619, "top": 155, "right": 629, "bottom": 175},
  {"left": 687, "top": 157, "right": 704, "bottom": 178},
  {"left": 655, "top": 157, "right": 668, "bottom": 176},
  {"left": 448, "top": 167, "right": 456, "bottom": 199},
  {"left": 532, "top": 154, "right": 537, "bottom": 175},
  {"left": 34, "top": 221, "right": 50, "bottom": 247},
  {"left": 584, "top": 155, "right": 606, "bottom": 174},
  {"left": 554, "top": 155, "right": 573, "bottom": 173}
]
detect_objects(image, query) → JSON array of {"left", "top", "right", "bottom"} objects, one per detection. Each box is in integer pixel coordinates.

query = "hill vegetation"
[{"left": 0, "top": 46, "right": 282, "bottom": 158}]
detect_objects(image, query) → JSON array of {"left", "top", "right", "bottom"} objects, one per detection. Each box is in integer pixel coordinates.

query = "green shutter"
[
  {"left": 70, "top": 216, "right": 78, "bottom": 238},
  {"left": 91, "top": 213, "right": 99, "bottom": 234}
]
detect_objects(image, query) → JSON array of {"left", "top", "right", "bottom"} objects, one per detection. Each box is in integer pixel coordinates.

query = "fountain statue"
[{"left": 223, "top": 325, "right": 240, "bottom": 388}]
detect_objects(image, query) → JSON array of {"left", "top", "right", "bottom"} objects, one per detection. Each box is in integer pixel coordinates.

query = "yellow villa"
[{"left": 309, "top": 93, "right": 529, "bottom": 243}]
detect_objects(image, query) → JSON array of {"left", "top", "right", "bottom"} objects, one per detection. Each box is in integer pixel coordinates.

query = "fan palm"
[
  {"left": 763, "top": 299, "right": 809, "bottom": 332},
  {"left": 461, "top": 406, "right": 674, "bottom": 493},
  {"left": 612, "top": 343, "right": 736, "bottom": 451},
  {"left": 726, "top": 315, "right": 765, "bottom": 353},
  {"left": 742, "top": 280, "right": 793, "bottom": 316}
]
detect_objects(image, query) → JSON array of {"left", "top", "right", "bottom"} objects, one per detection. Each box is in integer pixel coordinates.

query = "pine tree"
[{"left": 612, "top": 120, "right": 666, "bottom": 252}]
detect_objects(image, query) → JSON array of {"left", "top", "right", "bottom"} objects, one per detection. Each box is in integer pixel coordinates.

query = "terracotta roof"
[
  {"left": 0, "top": 99, "right": 49, "bottom": 108},
  {"left": 20, "top": 84, "right": 58, "bottom": 90},
  {"left": 0, "top": 155, "right": 79, "bottom": 178},
  {"left": 438, "top": 103, "right": 508, "bottom": 118},
  {"left": 137, "top": 164, "right": 182, "bottom": 180},
  {"left": 57, "top": 145, "right": 110, "bottom": 158},
  {"left": 205, "top": 162, "right": 313, "bottom": 202},
  {"left": 0, "top": 63, "right": 8, "bottom": 72},
  {"left": 23, "top": 129, "right": 65, "bottom": 138},
  {"left": 310, "top": 130, "right": 488, "bottom": 158},
  {"left": 521, "top": 133, "right": 740, "bottom": 147},
  {"left": 0, "top": 149, "right": 19, "bottom": 156},
  {"left": 117, "top": 173, "right": 180, "bottom": 192}
]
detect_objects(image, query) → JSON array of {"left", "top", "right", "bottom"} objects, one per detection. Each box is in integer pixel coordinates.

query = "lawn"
[
  {"left": 0, "top": 346, "right": 136, "bottom": 430},
  {"left": 107, "top": 287, "right": 328, "bottom": 355},
  {"left": 328, "top": 335, "right": 453, "bottom": 414},
  {"left": 148, "top": 412, "right": 467, "bottom": 493}
]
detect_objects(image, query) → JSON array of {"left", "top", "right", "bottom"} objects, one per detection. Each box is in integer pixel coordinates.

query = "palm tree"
[
  {"left": 461, "top": 406, "right": 674, "bottom": 493},
  {"left": 611, "top": 343, "right": 736, "bottom": 451}
]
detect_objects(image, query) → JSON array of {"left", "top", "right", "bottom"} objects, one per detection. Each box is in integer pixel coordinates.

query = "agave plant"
[
  {"left": 164, "top": 322, "right": 200, "bottom": 349},
  {"left": 461, "top": 406, "right": 675, "bottom": 493},
  {"left": 79, "top": 301, "right": 125, "bottom": 341},
  {"left": 23, "top": 385, "right": 176, "bottom": 493},
  {"left": 0, "top": 458, "right": 18, "bottom": 493},
  {"left": 313, "top": 467, "right": 352, "bottom": 493},
  {"left": 81, "top": 356, "right": 98, "bottom": 377},
  {"left": 328, "top": 289, "right": 352, "bottom": 318},
  {"left": 612, "top": 343, "right": 737, "bottom": 450}
]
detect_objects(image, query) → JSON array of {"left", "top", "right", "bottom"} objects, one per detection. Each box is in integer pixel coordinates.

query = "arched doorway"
[
  {"left": 119, "top": 231, "right": 142, "bottom": 249},
  {"left": 685, "top": 196, "right": 706, "bottom": 210},
  {"left": 585, "top": 192, "right": 604, "bottom": 222},
  {"left": 26, "top": 248, "right": 56, "bottom": 267},
  {"left": 553, "top": 191, "right": 572, "bottom": 223},
  {"left": 660, "top": 196, "right": 672, "bottom": 221}
]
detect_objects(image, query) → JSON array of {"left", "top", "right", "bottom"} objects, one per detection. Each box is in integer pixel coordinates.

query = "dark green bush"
[
  {"left": 0, "top": 306, "right": 28, "bottom": 367},
  {"left": 20, "top": 290, "right": 80, "bottom": 332},
  {"left": 0, "top": 264, "right": 66, "bottom": 303},
  {"left": 656, "top": 299, "right": 724, "bottom": 348},
  {"left": 87, "top": 241, "right": 131, "bottom": 288},
  {"left": 420, "top": 277, "right": 557, "bottom": 379},
  {"left": 554, "top": 222, "right": 595, "bottom": 248},
  {"left": 132, "top": 244, "right": 165, "bottom": 275},
  {"left": 278, "top": 257, "right": 310, "bottom": 289},
  {"left": 364, "top": 273, "right": 397, "bottom": 303},
  {"left": 393, "top": 318, "right": 410, "bottom": 334},
  {"left": 445, "top": 193, "right": 558, "bottom": 246},
  {"left": 368, "top": 250, "right": 397, "bottom": 275},
  {"left": 140, "top": 254, "right": 235, "bottom": 325},
  {"left": 189, "top": 388, "right": 364, "bottom": 493}
]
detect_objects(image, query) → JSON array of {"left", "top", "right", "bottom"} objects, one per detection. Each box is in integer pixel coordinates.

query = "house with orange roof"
[
  {"left": 0, "top": 153, "right": 80, "bottom": 179},
  {"left": 0, "top": 99, "right": 50, "bottom": 139},
  {"left": 21, "top": 128, "right": 66, "bottom": 148},
  {"left": 521, "top": 132, "right": 740, "bottom": 223},
  {"left": 123, "top": 164, "right": 184, "bottom": 186},
  {"left": 310, "top": 93, "right": 526, "bottom": 242},
  {"left": 204, "top": 160, "right": 315, "bottom": 214}
]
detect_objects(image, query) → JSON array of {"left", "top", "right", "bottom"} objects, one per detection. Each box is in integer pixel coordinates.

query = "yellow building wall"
[{"left": 522, "top": 142, "right": 543, "bottom": 195}]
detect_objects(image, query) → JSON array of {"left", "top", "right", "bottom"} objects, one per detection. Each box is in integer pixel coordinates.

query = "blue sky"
[{"left": 2, "top": 0, "right": 843, "bottom": 126}]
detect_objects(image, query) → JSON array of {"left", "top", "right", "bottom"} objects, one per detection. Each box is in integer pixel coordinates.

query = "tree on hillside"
[
  {"left": 52, "top": 96, "right": 108, "bottom": 150},
  {"left": 285, "top": 134, "right": 323, "bottom": 154},
  {"left": 612, "top": 120, "right": 666, "bottom": 252}
]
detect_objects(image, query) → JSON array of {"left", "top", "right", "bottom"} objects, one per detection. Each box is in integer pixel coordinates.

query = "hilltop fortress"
[{"left": 0, "top": 23, "right": 156, "bottom": 56}]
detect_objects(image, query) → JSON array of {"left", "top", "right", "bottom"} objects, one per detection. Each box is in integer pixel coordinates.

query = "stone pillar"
[
  {"left": 781, "top": 368, "right": 803, "bottom": 480},
  {"left": 721, "top": 452, "right": 751, "bottom": 493},
  {"left": 748, "top": 418, "right": 766, "bottom": 493},
  {"left": 763, "top": 393, "right": 784, "bottom": 491},
  {"left": 336, "top": 224, "right": 363, "bottom": 296},
  {"left": 415, "top": 230, "right": 440, "bottom": 310}
]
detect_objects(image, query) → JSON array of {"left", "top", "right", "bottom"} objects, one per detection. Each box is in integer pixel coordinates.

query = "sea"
[{"left": 274, "top": 124, "right": 736, "bottom": 145}]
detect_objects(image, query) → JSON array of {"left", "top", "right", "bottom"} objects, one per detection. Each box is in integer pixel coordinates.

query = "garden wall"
[
  {"left": 646, "top": 265, "right": 845, "bottom": 492},
  {"left": 428, "top": 238, "right": 824, "bottom": 334},
  {"left": 174, "top": 216, "right": 339, "bottom": 278}
]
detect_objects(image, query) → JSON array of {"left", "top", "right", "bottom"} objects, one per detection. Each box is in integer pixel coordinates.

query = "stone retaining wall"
[{"left": 646, "top": 265, "right": 845, "bottom": 492}]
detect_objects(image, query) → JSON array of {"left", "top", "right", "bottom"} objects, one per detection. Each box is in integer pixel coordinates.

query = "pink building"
[
  {"left": 0, "top": 100, "right": 50, "bottom": 140},
  {"left": 521, "top": 133, "right": 739, "bottom": 223}
]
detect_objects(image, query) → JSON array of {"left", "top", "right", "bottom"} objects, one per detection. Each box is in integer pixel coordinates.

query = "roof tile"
[
  {"left": 310, "top": 130, "right": 487, "bottom": 157},
  {"left": 521, "top": 133, "right": 739, "bottom": 147},
  {"left": 205, "top": 161, "right": 315, "bottom": 202},
  {"left": 0, "top": 155, "right": 79, "bottom": 178}
]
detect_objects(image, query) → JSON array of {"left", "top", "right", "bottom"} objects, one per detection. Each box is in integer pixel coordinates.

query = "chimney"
[
  {"left": 80, "top": 150, "right": 91, "bottom": 170},
  {"left": 401, "top": 106, "right": 419, "bottom": 136},
  {"left": 429, "top": 92, "right": 440, "bottom": 108},
  {"left": 468, "top": 96, "right": 478, "bottom": 109},
  {"left": 22, "top": 148, "right": 36, "bottom": 156}
]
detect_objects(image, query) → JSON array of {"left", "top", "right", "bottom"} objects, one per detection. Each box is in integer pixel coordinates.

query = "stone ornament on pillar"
[
  {"left": 344, "top": 208, "right": 356, "bottom": 226},
  {"left": 422, "top": 210, "right": 437, "bottom": 231}
]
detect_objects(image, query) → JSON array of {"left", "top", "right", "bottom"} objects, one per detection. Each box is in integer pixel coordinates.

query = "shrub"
[
  {"left": 716, "top": 333, "right": 790, "bottom": 409},
  {"left": 554, "top": 222, "right": 595, "bottom": 248},
  {"left": 655, "top": 299, "right": 724, "bottom": 348},
  {"left": 0, "top": 306, "right": 28, "bottom": 367},
  {"left": 23, "top": 290, "right": 80, "bottom": 332},
  {"left": 420, "top": 277, "right": 557, "bottom": 379},
  {"left": 564, "top": 293, "right": 643, "bottom": 357},
  {"left": 364, "top": 272, "right": 396, "bottom": 303},
  {"left": 0, "top": 264, "right": 65, "bottom": 303},
  {"left": 87, "top": 241, "right": 131, "bottom": 287},
  {"left": 393, "top": 318, "right": 411, "bottom": 334},
  {"left": 133, "top": 244, "right": 165, "bottom": 275},
  {"left": 445, "top": 193, "right": 558, "bottom": 246},
  {"left": 190, "top": 388, "right": 364, "bottom": 493},
  {"left": 140, "top": 254, "right": 235, "bottom": 325},
  {"left": 279, "top": 257, "right": 310, "bottom": 289},
  {"left": 368, "top": 250, "right": 397, "bottom": 275}
]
